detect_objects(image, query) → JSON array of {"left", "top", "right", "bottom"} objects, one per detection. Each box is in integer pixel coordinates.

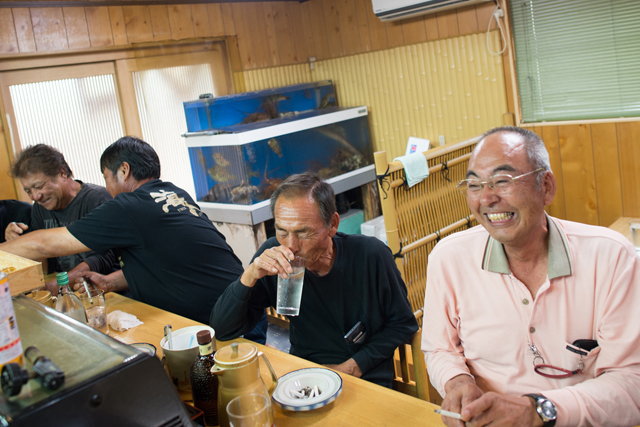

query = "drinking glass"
[
  {"left": 226, "top": 393, "right": 274, "bottom": 427},
  {"left": 276, "top": 256, "right": 306, "bottom": 316},
  {"left": 630, "top": 219, "right": 640, "bottom": 250},
  {"left": 78, "top": 289, "right": 109, "bottom": 334}
]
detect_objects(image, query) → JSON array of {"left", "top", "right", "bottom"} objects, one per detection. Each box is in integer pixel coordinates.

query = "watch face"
[{"left": 540, "top": 399, "right": 557, "bottom": 420}]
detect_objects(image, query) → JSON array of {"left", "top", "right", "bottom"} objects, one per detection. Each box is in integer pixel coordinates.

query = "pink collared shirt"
[{"left": 422, "top": 216, "right": 640, "bottom": 426}]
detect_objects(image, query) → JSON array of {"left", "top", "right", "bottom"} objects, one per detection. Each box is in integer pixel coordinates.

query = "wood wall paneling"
[
  {"left": 191, "top": 4, "right": 211, "bottom": 38},
  {"left": 385, "top": 21, "right": 404, "bottom": 49},
  {"left": 436, "top": 10, "right": 459, "bottom": 39},
  {"left": 335, "top": 0, "right": 361, "bottom": 56},
  {"left": 166, "top": 4, "right": 194, "bottom": 40},
  {"left": 0, "top": 9, "right": 19, "bottom": 53},
  {"left": 590, "top": 123, "right": 623, "bottom": 226},
  {"left": 307, "top": 0, "right": 331, "bottom": 60},
  {"left": 272, "top": 2, "right": 295, "bottom": 65},
  {"left": 290, "top": 2, "right": 313, "bottom": 64},
  {"left": 456, "top": 5, "right": 479, "bottom": 36},
  {"left": 148, "top": 5, "right": 171, "bottom": 41},
  {"left": 207, "top": 4, "right": 225, "bottom": 38},
  {"left": 364, "top": 0, "right": 388, "bottom": 51},
  {"left": 617, "top": 121, "right": 640, "bottom": 217},
  {"left": 231, "top": 3, "right": 256, "bottom": 69},
  {"left": 62, "top": 7, "right": 90, "bottom": 49},
  {"left": 122, "top": 6, "right": 153, "bottom": 44},
  {"left": 424, "top": 14, "right": 439, "bottom": 41},
  {"left": 536, "top": 126, "right": 567, "bottom": 220},
  {"left": 476, "top": 1, "right": 497, "bottom": 31},
  {"left": 108, "top": 6, "right": 128, "bottom": 45},
  {"left": 401, "top": 16, "right": 427, "bottom": 46},
  {"left": 13, "top": 8, "right": 37, "bottom": 52},
  {"left": 353, "top": 0, "right": 372, "bottom": 53},
  {"left": 85, "top": 6, "right": 113, "bottom": 47},
  {"left": 248, "top": 3, "right": 272, "bottom": 68},
  {"left": 322, "top": 0, "right": 344, "bottom": 58},
  {"left": 557, "top": 124, "right": 599, "bottom": 225},
  {"left": 30, "top": 7, "right": 68, "bottom": 51},
  {"left": 219, "top": 3, "right": 236, "bottom": 36},
  {"left": 261, "top": 3, "right": 279, "bottom": 66}
]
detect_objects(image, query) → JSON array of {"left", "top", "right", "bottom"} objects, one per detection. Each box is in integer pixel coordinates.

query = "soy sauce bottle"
[{"left": 190, "top": 330, "right": 219, "bottom": 426}]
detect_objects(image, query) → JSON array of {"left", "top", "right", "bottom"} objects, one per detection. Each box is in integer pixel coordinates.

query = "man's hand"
[
  {"left": 324, "top": 358, "right": 362, "bottom": 378},
  {"left": 5, "top": 222, "right": 28, "bottom": 242},
  {"left": 461, "top": 392, "right": 543, "bottom": 427},
  {"left": 441, "top": 375, "right": 484, "bottom": 427},
  {"left": 240, "top": 246, "right": 295, "bottom": 288},
  {"left": 73, "top": 270, "right": 128, "bottom": 294}
]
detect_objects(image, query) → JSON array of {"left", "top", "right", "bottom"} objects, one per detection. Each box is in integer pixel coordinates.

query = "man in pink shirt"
[{"left": 422, "top": 126, "right": 640, "bottom": 427}]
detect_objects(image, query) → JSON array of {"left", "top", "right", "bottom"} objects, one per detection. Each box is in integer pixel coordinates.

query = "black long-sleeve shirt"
[{"left": 210, "top": 232, "right": 418, "bottom": 387}]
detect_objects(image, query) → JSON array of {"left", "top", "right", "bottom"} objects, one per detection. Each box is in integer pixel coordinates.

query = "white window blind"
[
  {"left": 132, "top": 64, "right": 216, "bottom": 200},
  {"left": 509, "top": 0, "right": 640, "bottom": 123},
  {"left": 9, "top": 75, "right": 124, "bottom": 185}
]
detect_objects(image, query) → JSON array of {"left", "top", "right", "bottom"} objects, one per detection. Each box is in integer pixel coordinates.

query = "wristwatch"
[{"left": 524, "top": 394, "right": 557, "bottom": 427}]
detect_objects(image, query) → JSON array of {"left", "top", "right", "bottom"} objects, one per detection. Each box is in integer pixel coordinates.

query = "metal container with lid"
[{"left": 212, "top": 342, "right": 277, "bottom": 427}]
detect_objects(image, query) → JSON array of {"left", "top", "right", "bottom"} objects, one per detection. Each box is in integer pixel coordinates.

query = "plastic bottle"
[
  {"left": 54, "top": 272, "right": 87, "bottom": 323},
  {"left": 190, "top": 330, "right": 219, "bottom": 426},
  {"left": 0, "top": 272, "right": 24, "bottom": 370}
]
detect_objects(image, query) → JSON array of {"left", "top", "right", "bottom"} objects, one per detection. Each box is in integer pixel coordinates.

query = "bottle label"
[
  {"left": 199, "top": 342, "right": 213, "bottom": 356},
  {"left": 0, "top": 277, "right": 24, "bottom": 367}
]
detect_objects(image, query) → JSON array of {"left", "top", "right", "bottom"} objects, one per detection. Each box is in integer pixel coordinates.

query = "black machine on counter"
[{"left": 0, "top": 296, "right": 193, "bottom": 427}]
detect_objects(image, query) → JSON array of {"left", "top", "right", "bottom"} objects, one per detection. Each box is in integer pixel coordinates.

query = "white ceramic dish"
[{"left": 272, "top": 367, "right": 342, "bottom": 412}]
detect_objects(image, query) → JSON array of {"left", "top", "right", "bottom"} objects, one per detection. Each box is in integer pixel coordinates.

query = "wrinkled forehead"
[{"left": 468, "top": 132, "right": 528, "bottom": 176}]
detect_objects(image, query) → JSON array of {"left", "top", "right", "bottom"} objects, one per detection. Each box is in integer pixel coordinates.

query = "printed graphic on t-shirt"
[{"left": 151, "top": 190, "right": 202, "bottom": 217}]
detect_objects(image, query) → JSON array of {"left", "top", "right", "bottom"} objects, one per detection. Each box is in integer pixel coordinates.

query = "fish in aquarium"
[
  {"left": 208, "top": 164, "right": 237, "bottom": 183},
  {"left": 244, "top": 164, "right": 260, "bottom": 179},
  {"left": 230, "top": 182, "right": 259, "bottom": 205},
  {"left": 213, "top": 152, "right": 231, "bottom": 167},
  {"left": 241, "top": 112, "right": 272, "bottom": 125},
  {"left": 315, "top": 125, "right": 361, "bottom": 157},
  {"left": 238, "top": 94, "right": 290, "bottom": 125},
  {"left": 197, "top": 149, "right": 208, "bottom": 169},
  {"left": 341, "top": 153, "right": 367, "bottom": 171},
  {"left": 268, "top": 138, "right": 283, "bottom": 158},
  {"left": 319, "top": 93, "right": 336, "bottom": 109},
  {"left": 202, "top": 183, "right": 232, "bottom": 203}
]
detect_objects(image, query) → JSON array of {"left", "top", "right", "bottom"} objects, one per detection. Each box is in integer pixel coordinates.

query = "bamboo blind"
[{"left": 375, "top": 136, "right": 481, "bottom": 321}]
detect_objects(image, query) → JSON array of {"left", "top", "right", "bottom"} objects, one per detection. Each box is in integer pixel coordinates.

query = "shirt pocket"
[{"left": 563, "top": 341, "right": 601, "bottom": 376}]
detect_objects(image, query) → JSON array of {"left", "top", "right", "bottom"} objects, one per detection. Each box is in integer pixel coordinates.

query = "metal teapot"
[{"left": 212, "top": 342, "right": 278, "bottom": 427}]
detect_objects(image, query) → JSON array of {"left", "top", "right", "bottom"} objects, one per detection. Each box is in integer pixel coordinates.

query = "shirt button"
[
  {"left": 530, "top": 327, "right": 536, "bottom": 333},
  {"left": 522, "top": 299, "right": 530, "bottom": 305}
]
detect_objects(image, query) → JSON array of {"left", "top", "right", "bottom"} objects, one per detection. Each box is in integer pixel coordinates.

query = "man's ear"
[
  {"left": 120, "top": 162, "right": 132, "bottom": 181},
  {"left": 542, "top": 170, "right": 557, "bottom": 207},
  {"left": 328, "top": 212, "right": 340, "bottom": 237}
]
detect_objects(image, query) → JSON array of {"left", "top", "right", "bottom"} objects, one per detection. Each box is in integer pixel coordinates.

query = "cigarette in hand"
[{"left": 435, "top": 409, "right": 463, "bottom": 420}]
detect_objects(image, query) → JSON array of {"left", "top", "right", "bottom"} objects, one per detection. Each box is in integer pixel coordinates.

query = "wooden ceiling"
[{"left": 0, "top": 0, "right": 308, "bottom": 7}]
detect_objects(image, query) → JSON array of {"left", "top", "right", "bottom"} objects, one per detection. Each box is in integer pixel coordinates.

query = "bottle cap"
[
  {"left": 56, "top": 272, "right": 69, "bottom": 287},
  {"left": 197, "top": 330, "right": 211, "bottom": 345}
]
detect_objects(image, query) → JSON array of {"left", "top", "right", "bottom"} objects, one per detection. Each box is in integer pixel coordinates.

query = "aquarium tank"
[
  {"left": 184, "top": 81, "right": 337, "bottom": 132},
  {"left": 184, "top": 106, "right": 373, "bottom": 206}
]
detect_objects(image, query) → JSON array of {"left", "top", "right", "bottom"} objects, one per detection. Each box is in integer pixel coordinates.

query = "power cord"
[{"left": 487, "top": 2, "right": 507, "bottom": 55}]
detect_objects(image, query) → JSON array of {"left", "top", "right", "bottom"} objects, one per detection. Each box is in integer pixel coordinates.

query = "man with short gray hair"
[
  {"left": 212, "top": 173, "right": 418, "bottom": 387},
  {"left": 423, "top": 126, "right": 640, "bottom": 426}
]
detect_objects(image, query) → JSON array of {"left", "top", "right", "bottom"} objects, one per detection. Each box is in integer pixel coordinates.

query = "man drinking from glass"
[{"left": 422, "top": 126, "right": 640, "bottom": 427}]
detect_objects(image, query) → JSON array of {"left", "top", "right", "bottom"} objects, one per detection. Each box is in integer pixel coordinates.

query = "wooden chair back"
[{"left": 374, "top": 136, "right": 481, "bottom": 323}]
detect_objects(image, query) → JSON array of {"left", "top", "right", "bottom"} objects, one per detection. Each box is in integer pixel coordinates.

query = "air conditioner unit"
[{"left": 373, "top": 0, "right": 493, "bottom": 22}]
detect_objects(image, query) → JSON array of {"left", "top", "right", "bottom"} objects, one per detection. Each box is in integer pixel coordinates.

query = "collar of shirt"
[{"left": 481, "top": 213, "right": 573, "bottom": 279}]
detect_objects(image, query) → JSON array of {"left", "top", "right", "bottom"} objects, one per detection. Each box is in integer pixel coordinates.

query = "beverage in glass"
[
  {"left": 79, "top": 289, "right": 109, "bottom": 334},
  {"left": 630, "top": 219, "right": 640, "bottom": 250},
  {"left": 226, "top": 393, "right": 274, "bottom": 427},
  {"left": 276, "top": 256, "right": 306, "bottom": 316}
]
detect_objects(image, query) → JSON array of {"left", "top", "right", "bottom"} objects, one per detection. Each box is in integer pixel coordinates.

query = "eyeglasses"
[{"left": 457, "top": 168, "right": 545, "bottom": 198}]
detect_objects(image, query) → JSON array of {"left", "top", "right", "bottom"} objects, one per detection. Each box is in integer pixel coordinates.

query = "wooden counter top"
[{"left": 105, "top": 293, "right": 446, "bottom": 426}]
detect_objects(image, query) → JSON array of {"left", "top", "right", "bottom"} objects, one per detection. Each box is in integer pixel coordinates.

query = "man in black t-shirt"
[
  {"left": 0, "top": 137, "right": 248, "bottom": 329},
  {"left": 211, "top": 174, "right": 418, "bottom": 387},
  {"left": 4, "top": 144, "right": 118, "bottom": 293}
]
